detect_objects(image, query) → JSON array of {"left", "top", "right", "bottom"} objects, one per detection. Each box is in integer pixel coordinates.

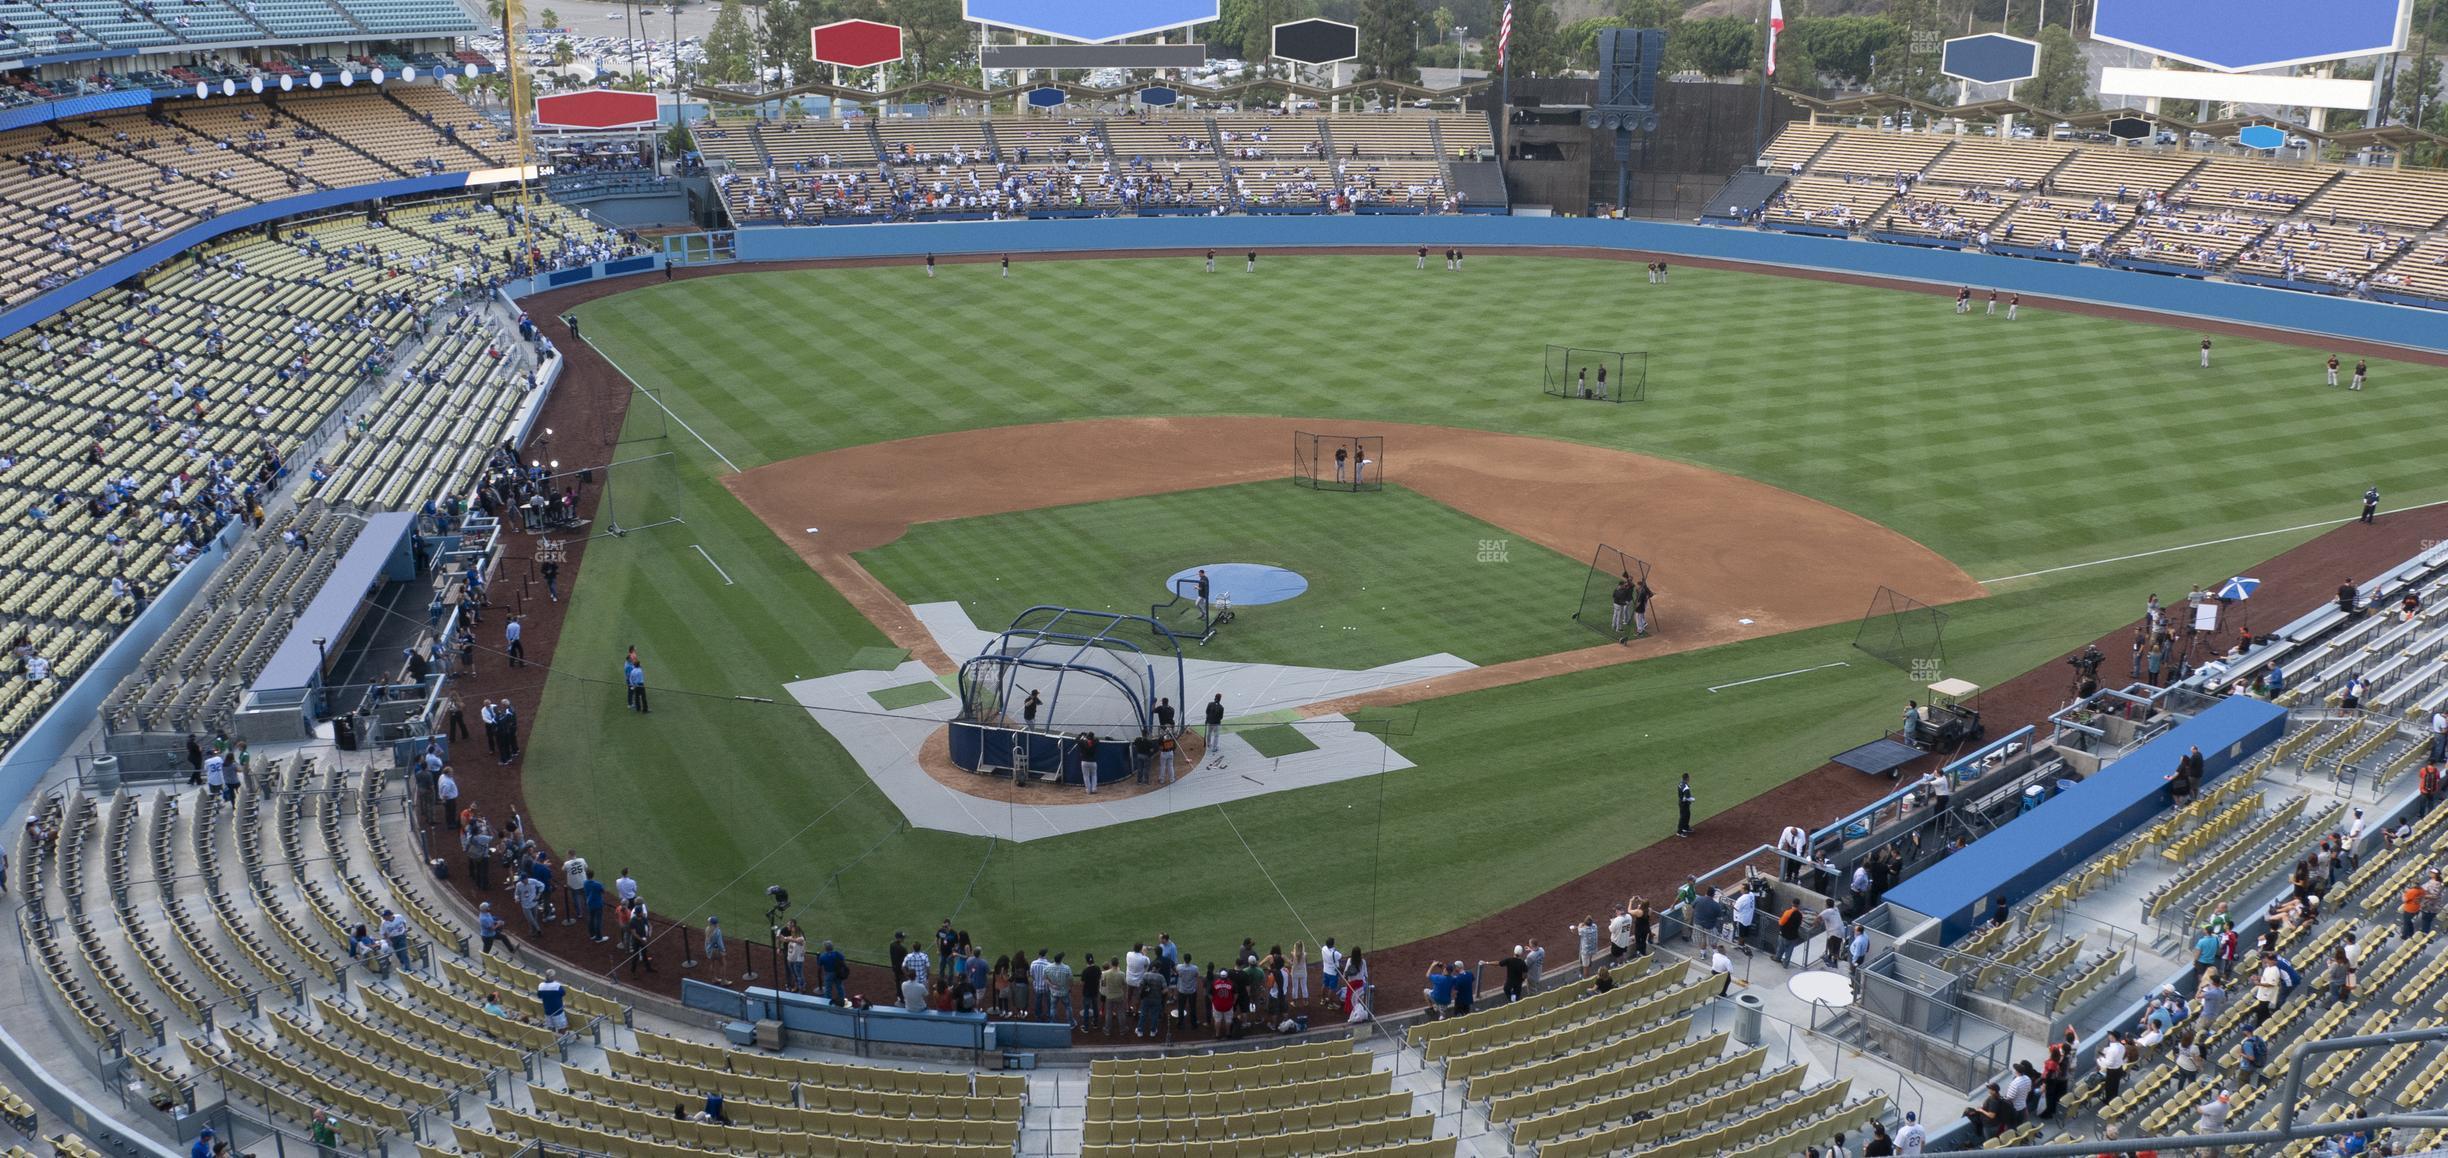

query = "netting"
[
  {"left": 1543, "top": 346, "right": 1649, "bottom": 402},
  {"left": 1569, "top": 545, "right": 1657, "bottom": 641},
  {"left": 1293, "top": 431, "right": 1385, "bottom": 492},
  {"left": 1853, "top": 586, "right": 1948, "bottom": 674}
]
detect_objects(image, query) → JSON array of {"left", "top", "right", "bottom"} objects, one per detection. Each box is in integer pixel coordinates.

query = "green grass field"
[
  {"left": 522, "top": 253, "right": 2443, "bottom": 965},
  {"left": 856, "top": 482, "right": 1595, "bottom": 669}
]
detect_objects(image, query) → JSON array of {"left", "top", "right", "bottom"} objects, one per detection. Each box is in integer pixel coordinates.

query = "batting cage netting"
[
  {"left": 1293, "top": 431, "right": 1385, "bottom": 492},
  {"left": 1543, "top": 346, "right": 1649, "bottom": 403},
  {"left": 1853, "top": 586, "right": 1948, "bottom": 674},
  {"left": 1569, "top": 544, "right": 1657, "bottom": 641}
]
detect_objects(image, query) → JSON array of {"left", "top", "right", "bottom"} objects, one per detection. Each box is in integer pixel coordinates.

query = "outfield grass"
[
  {"left": 856, "top": 482, "right": 1594, "bottom": 669},
  {"left": 521, "top": 253, "right": 2426, "bottom": 963}
]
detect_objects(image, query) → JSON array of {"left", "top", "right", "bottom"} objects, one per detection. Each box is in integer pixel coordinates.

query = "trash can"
[
  {"left": 89, "top": 754, "right": 121, "bottom": 793},
  {"left": 333, "top": 715, "right": 359, "bottom": 752},
  {"left": 1733, "top": 992, "right": 1765, "bottom": 1046}
]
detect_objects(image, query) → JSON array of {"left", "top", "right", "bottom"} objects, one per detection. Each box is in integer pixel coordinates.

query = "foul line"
[
  {"left": 1707, "top": 661, "right": 1850, "bottom": 694},
  {"left": 1979, "top": 496, "right": 2448, "bottom": 585},
  {"left": 585, "top": 338, "right": 744, "bottom": 474},
  {"left": 1214, "top": 803, "right": 1319, "bottom": 949},
  {"left": 692, "top": 544, "right": 735, "bottom": 585}
]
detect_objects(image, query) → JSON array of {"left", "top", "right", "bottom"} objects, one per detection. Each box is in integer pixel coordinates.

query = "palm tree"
[
  {"left": 551, "top": 37, "right": 574, "bottom": 70},
  {"left": 539, "top": 6, "right": 556, "bottom": 28}
]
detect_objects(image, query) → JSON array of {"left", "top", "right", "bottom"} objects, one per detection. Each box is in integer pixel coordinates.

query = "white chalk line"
[
  {"left": 692, "top": 544, "right": 735, "bottom": 585},
  {"left": 1214, "top": 803, "right": 1320, "bottom": 950},
  {"left": 1979, "top": 496, "right": 2448, "bottom": 585},
  {"left": 587, "top": 340, "right": 744, "bottom": 474},
  {"left": 1707, "top": 661, "right": 1851, "bottom": 694}
]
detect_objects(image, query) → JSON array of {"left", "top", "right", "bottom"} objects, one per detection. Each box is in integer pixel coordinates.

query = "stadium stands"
[
  {"left": 697, "top": 111, "right": 1494, "bottom": 223},
  {"left": 0, "top": 87, "right": 515, "bottom": 315},
  {"left": 1736, "top": 123, "right": 2448, "bottom": 303},
  {"left": 3, "top": 191, "right": 613, "bottom": 769}
]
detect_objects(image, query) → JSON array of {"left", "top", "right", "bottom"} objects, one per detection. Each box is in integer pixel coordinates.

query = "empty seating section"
[
  {"left": 153, "top": 0, "right": 258, "bottom": 43},
  {"left": 0, "top": 0, "right": 78, "bottom": 54},
  {"left": 330, "top": 0, "right": 478, "bottom": 35},
  {"left": 2306, "top": 167, "right": 2448, "bottom": 230},
  {"left": 1810, "top": 131, "right": 1949, "bottom": 181},
  {"left": 1759, "top": 123, "right": 1838, "bottom": 171},
  {"left": 1081, "top": 1039, "right": 1422, "bottom": 1155},
  {"left": 43, "top": 0, "right": 176, "bottom": 48},
  {"left": 1923, "top": 137, "right": 2071, "bottom": 188},
  {"left": 245, "top": 0, "right": 356, "bottom": 39}
]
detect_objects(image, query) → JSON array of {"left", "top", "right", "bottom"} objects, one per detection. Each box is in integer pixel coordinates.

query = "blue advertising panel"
[
  {"left": 963, "top": 0, "right": 1219, "bottom": 43},
  {"left": 2092, "top": 0, "right": 2406, "bottom": 72},
  {"left": 1939, "top": 33, "right": 2041, "bottom": 85}
]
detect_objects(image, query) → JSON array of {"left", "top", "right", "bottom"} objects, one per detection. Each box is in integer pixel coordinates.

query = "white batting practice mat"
[{"left": 779, "top": 602, "right": 1471, "bottom": 841}]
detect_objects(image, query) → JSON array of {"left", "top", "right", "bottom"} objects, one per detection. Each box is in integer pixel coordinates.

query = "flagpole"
[{"left": 1752, "top": 0, "right": 1772, "bottom": 158}]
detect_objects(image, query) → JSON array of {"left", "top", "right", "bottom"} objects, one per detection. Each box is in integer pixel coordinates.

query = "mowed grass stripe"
[{"left": 536, "top": 255, "right": 2448, "bottom": 961}]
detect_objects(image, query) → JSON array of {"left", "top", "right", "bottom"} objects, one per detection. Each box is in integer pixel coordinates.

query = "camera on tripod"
[{"left": 765, "top": 885, "right": 790, "bottom": 933}]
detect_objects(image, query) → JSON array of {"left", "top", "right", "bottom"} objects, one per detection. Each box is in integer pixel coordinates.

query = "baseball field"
[{"left": 517, "top": 252, "right": 2447, "bottom": 966}]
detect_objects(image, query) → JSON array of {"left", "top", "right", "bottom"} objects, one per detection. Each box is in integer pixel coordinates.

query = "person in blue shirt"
[
  {"left": 190, "top": 1126, "right": 215, "bottom": 1158},
  {"left": 537, "top": 969, "right": 569, "bottom": 1032},
  {"left": 624, "top": 659, "right": 649, "bottom": 713},
  {"left": 1424, "top": 962, "right": 1455, "bottom": 1016},
  {"left": 817, "top": 940, "right": 848, "bottom": 1005},
  {"left": 582, "top": 869, "right": 607, "bottom": 943},
  {"left": 2196, "top": 929, "right": 2223, "bottom": 979},
  {"left": 1450, "top": 962, "right": 1476, "bottom": 1016}
]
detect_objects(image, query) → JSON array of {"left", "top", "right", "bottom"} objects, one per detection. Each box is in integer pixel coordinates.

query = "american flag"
[{"left": 1497, "top": 0, "right": 1513, "bottom": 69}]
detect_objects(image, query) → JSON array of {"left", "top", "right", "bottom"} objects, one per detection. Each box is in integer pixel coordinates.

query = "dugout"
[{"left": 949, "top": 606, "right": 1186, "bottom": 785}]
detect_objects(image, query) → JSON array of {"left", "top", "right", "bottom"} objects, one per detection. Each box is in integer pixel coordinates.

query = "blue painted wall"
[{"left": 733, "top": 217, "right": 2448, "bottom": 355}]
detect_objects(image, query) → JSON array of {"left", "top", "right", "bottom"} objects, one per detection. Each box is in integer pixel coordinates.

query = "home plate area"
[{"left": 779, "top": 602, "right": 1463, "bottom": 840}]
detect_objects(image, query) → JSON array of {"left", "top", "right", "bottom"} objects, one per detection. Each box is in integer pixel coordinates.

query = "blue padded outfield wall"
[
  {"left": 727, "top": 218, "right": 2448, "bottom": 356},
  {"left": 1884, "top": 695, "right": 2288, "bottom": 942}
]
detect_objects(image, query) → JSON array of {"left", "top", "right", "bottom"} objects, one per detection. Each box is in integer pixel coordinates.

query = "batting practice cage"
[
  {"left": 1853, "top": 586, "right": 1948, "bottom": 673},
  {"left": 950, "top": 606, "right": 1187, "bottom": 784},
  {"left": 1293, "top": 431, "right": 1385, "bottom": 492},
  {"left": 1543, "top": 346, "right": 1648, "bottom": 402},
  {"left": 1569, "top": 544, "right": 1658, "bottom": 641}
]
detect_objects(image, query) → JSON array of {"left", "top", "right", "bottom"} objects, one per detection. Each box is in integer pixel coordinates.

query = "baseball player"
[
  {"left": 1416, "top": 245, "right": 1427, "bottom": 270},
  {"left": 2351, "top": 359, "right": 2367, "bottom": 390},
  {"left": 2326, "top": 355, "right": 2340, "bottom": 386},
  {"left": 1000, "top": 255, "right": 1010, "bottom": 279},
  {"left": 1576, "top": 366, "right": 1588, "bottom": 397},
  {"left": 1610, "top": 573, "right": 1636, "bottom": 634},
  {"left": 1246, "top": 250, "right": 1256, "bottom": 273},
  {"left": 1353, "top": 450, "right": 1370, "bottom": 488},
  {"left": 1985, "top": 290, "right": 1997, "bottom": 316},
  {"left": 1204, "top": 249, "right": 1215, "bottom": 273},
  {"left": 1955, "top": 286, "right": 1972, "bottom": 314},
  {"left": 924, "top": 253, "right": 935, "bottom": 278},
  {"left": 2200, "top": 338, "right": 2213, "bottom": 368},
  {"left": 1595, "top": 363, "right": 1608, "bottom": 399},
  {"left": 2006, "top": 293, "right": 2019, "bottom": 320},
  {"left": 1333, "top": 445, "right": 1349, "bottom": 484}
]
